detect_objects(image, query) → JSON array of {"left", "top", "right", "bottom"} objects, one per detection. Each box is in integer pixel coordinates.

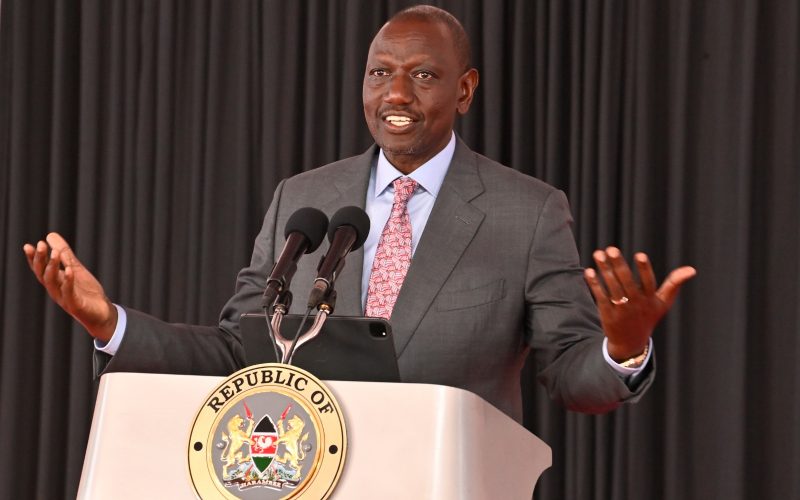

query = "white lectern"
[{"left": 78, "top": 372, "right": 551, "bottom": 499}]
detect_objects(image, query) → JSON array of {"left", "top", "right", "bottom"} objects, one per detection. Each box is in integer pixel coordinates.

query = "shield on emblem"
[{"left": 251, "top": 415, "right": 278, "bottom": 473}]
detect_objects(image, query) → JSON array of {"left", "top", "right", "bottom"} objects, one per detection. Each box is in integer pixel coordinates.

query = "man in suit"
[{"left": 23, "top": 6, "right": 695, "bottom": 421}]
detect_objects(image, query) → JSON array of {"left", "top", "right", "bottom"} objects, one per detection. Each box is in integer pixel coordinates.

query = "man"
[{"left": 23, "top": 6, "right": 695, "bottom": 421}]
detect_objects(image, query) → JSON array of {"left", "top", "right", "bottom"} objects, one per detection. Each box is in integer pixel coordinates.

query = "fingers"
[
  {"left": 24, "top": 233, "right": 82, "bottom": 282},
  {"left": 593, "top": 248, "right": 626, "bottom": 300},
  {"left": 656, "top": 266, "right": 697, "bottom": 307},
  {"left": 605, "top": 247, "right": 638, "bottom": 297},
  {"left": 62, "top": 265, "right": 76, "bottom": 304},
  {"left": 584, "top": 267, "right": 611, "bottom": 307},
  {"left": 593, "top": 246, "right": 641, "bottom": 300},
  {"left": 30, "top": 240, "right": 50, "bottom": 283},
  {"left": 24, "top": 234, "right": 78, "bottom": 303},
  {"left": 23, "top": 243, "right": 36, "bottom": 271},
  {"left": 634, "top": 253, "right": 657, "bottom": 295},
  {"left": 42, "top": 248, "right": 64, "bottom": 301},
  {"left": 46, "top": 232, "right": 80, "bottom": 267}
]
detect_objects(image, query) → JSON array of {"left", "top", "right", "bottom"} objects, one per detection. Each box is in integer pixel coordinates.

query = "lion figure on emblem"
[
  {"left": 274, "top": 415, "right": 310, "bottom": 479},
  {"left": 220, "top": 414, "right": 254, "bottom": 479}
]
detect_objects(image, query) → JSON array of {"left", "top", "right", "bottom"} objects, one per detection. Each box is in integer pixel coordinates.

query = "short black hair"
[{"left": 386, "top": 5, "right": 472, "bottom": 71}]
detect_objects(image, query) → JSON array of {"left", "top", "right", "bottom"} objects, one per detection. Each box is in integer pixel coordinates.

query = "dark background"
[{"left": 1, "top": 1, "right": 798, "bottom": 498}]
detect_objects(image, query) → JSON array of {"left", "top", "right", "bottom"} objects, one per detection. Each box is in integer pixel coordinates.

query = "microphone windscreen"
[
  {"left": 328, "top": 206, "right": 371, "bottom": 250},
  {"left": 284, "top": 207, "right": 329, "bottom": 253}
]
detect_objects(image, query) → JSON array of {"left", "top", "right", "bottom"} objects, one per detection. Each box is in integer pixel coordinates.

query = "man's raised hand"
[
  {"left": 23, "top": 232, "right": 117, "bottom": 342},
  {"left": 583, "top": 246, "right": 696, "bottom": 362}
]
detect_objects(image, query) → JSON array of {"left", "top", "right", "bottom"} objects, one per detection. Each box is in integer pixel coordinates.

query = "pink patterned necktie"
[{"left": 365, "top": 177, "right": 418, "bottom": 319}]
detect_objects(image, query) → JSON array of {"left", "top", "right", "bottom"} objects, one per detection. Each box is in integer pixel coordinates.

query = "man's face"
[{"left": 363, "top": 18, "right": 478, "bottom": 174}]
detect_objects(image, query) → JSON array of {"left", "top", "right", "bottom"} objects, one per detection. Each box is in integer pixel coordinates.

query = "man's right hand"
[{"left": 23, "top": 232, "right": 117, "bottom": 342}]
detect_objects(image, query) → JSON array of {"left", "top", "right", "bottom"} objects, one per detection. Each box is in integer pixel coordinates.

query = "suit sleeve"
[
  {"left": 93, "top": 180, "right": 287, "bottom": 377},
  {"left": 525, "top": 189, "right": 654, "bottom": 413}
]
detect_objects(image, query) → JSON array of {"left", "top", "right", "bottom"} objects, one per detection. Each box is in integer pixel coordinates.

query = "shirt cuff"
[
  {"left": 93, "top": 304, "right": 127, "bottom": 356},
  {"left": 602, "top": 337, "right": 653, "bottom": 377}
]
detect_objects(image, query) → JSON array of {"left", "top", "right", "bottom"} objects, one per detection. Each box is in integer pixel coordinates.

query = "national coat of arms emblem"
[{"left": 188, "top": 364, "right": 347, "bottom": 499}]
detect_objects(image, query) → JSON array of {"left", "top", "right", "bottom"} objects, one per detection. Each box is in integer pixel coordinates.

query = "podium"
[{"left": 78, "top": 372, "right": 551, "bottom": 499}]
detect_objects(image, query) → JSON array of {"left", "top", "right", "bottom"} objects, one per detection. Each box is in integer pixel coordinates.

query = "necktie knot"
[{"left": 392, "top": 177, "right": 417, "bottom": 204}]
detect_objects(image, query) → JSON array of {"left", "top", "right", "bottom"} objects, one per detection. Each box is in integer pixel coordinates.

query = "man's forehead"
[{"left": 367, "top": 19, "right": 455, "bottom": 62}]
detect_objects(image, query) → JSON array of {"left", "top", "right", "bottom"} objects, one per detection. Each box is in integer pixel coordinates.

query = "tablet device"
[{"left": 239, "top": 312, "right": 400, "bottom": 382}]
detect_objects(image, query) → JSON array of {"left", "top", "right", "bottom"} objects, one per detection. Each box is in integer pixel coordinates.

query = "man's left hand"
[{"left": 584, "top": 247, "right": 696, "bottom": 362}]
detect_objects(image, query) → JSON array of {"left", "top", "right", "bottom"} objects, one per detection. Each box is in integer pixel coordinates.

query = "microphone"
[
  {"left": 307, "top": 206, "right": 370, "bottom": 308},
  {"left": 262, "top": 207, "right": 329, "bottom": 308}
]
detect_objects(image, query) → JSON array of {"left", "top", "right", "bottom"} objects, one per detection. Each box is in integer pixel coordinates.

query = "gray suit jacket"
[{"left": 97, "top": 138, "right": 652, "bottom": 421}]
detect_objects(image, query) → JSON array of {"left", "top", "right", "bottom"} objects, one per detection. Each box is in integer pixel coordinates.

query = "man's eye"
[
  {"left": 370, "top": 69, "right": 388, "bottom": 77},
  {"left": 414, "top": 71, "right": 433, "bottom": 80}
]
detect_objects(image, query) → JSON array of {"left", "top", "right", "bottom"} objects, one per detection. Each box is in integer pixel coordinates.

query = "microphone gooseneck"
[
  {"left": 307, "top": 206, "right": 370, "bottom": 308},
  {"left": 261, "top": 207, "right": 329, "bottom": 309}
]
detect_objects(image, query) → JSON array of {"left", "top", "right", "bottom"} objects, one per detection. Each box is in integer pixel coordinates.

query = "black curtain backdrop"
[{"left": 1, "top": 1, "right": 798, "bottom": 498}]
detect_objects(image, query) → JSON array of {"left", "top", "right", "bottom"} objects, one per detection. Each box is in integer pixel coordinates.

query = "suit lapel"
[
  {"left": 390, "top": 139, "right": 486, "bottom": 356},
  {"left": 315, "top": 146, "right": 376, "bottom": 316}
]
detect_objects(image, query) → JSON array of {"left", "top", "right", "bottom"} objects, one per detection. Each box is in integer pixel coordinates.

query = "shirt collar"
[{"left": 374, "top": 131, "right": 455, "bottom": 198}]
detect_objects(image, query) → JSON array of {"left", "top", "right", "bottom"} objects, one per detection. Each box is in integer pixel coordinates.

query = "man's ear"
[{"left": 457, "top": 68, "right": 480, "bottom": 115}]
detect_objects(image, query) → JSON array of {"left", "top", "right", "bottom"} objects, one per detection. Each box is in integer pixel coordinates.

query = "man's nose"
[{"left": 384, "top": 74, "right": 413, "bottom": 104}]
